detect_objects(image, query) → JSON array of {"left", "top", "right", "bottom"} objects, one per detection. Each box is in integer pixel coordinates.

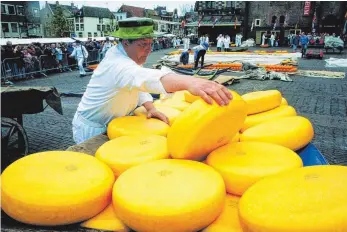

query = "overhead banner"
[{"left": 303, "top": 1, "right": 311, "bottom": 16}]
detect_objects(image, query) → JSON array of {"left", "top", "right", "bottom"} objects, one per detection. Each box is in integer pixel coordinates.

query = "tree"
[{"left": 46, "top": 5, "right": 70, "bottom": 37}]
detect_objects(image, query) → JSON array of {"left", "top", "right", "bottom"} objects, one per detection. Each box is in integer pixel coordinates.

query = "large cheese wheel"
[
  {"left": 160, "top": 90, "right": 187, "bottom": 101},
  {"left": 231, "top": 132, "right": 240, "bottom": 143},
  {"left": 154, "top": 98, "right": 191, "bottom": 111},
  {"left": 80, "top": 204, "right": 129, "bottom": 232},
  {"left": 168, "top": 91, "right": 247, "bottom": 160},
  {"left": 241, "top": 105, "right": 297, "bottom": 132},
  {"left": 95, "top": 135, "right": 169, "bottom": 177},
  {"left": 281, "top": 97, "right": 288, "bottom": 105},
  {"left": 184, "top": 91, "right": 201, "bottom": 103},
  {"left": 1, "top": 151, "right": 115, "bottom": 226},
  {"left": 242, "top": 90, "right": 282, "bottom": 115},
  {"left": 240, "top": 116, "right": 314, "bottom": 150},
  {"left": 113, "top": 159, "right": 226, "bottom": 232},
  {"left": 133, "top": 105, "right": 181, "bottom": 126},
  {"left": 107, "top": 116, "right": 169, "bottom": 140},
  {"left": 202, "top": 194, "right": 242, "bottom": 232},
  {"left": 239, "top": 165, "right": 347, "bottom": 232},
  {"left": 206, "top": 142, "right": 303, "bottom": 195}
]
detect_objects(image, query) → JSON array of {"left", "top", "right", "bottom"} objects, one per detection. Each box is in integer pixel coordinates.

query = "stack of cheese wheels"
[
  {"left": 206, "top": 142, "right": 303, "bottom": 195},
  {"left": 184, "top": 91, "right": 201, "bottom": 103},
  {"left": 133, "top": 105, "right": 182, "bottom": 126},
  {"left": 168, "top": 91, "right": 247, "bottom": 161},
  {"left": 160, "top": 90, "right": 187, "bottom": 101},
  {"left": 1, "top": 151, "right": 115, "bottom": 226},
  {"left": 202, "top": 194, "right": 243, "bottom": 232},
  {"left": 241, "top": 105, "right": 297, "bottom": 132},
  {"left": 239, "top": 165, "right": 347, "bottom": 232},
  {"left": 242, "top": 90, "right": 282, "bottom": 115},
  {"left": 107, "top": 116, "right": 170, "bottom": 139},
  {"left": 81, "top": 204, "right": 129, "bottom": 232},
  {"left": 154, "top": 98, "right": 191, "bottom": 111},
  {"left": 113, "top": 159, "right": 226, "bottom": 232},
  {"left": 241, "top": 116, "right": 314, "bottom": 150},
  {"left": 231, "top": 132, "right": 240, "bottom": 143},
  {"left": 95, "top": 135, "right": 169, "bottom": 177}
]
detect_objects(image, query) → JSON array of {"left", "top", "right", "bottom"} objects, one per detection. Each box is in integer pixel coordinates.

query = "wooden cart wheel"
[{"left": 1, "top": 117, "right": 29, "bottom": 170}]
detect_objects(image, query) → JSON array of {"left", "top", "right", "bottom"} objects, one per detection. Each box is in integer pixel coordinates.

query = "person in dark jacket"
[{"left": 179, "top": 48, "right": 191, "bottom": 65}]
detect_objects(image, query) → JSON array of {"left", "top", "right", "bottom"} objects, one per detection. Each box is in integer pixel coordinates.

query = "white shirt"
[
  {"left": 205, "top": 37, "right": 209, "bottom": 44},
  {"left": 102, "top": 41, "right": 114, "bottom": 54},
  {"left": 224, "top": 37, "right": 230, "bottom": 48},
  {"left": 77, "top": 44, "right": 171, "bottom": 125},
  {"left": 71, "top": 45, "right": 88, "bottom": 59},
  {"left": 217, "top": 37, "right": 224, "bottom": 47}
]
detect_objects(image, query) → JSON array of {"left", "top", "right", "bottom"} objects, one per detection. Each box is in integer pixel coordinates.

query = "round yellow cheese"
[
  {"left": 241, "top": 90, "right": 282, "bottom": 115},
  {"left": 1, "top": 151, "right": 115, "bottom": 226},
  {"left": 107, "top": 116, "right": 170, "bottom": 140},
  {"left": 95, "top": 135, "right": 169, "bottom": 177},
  {"left": 160, "top": 90, "right": 187, "bottom": 102},
  {"left": 202, "top": 194, "right": 242, "bottom": 232},
  {"left": 168, "top": 91, "right": 247, "bottom": 161},
  {"left": 241, "top": 105, "right": 297, "bottom": 132},
  {"left": 206, "top": 142, "right": 303, "bottom": 195},
  {"left": 133, "top": 105, "right": 181, "bottom": 126},
  {"left": 231, "top": 132, "right": 240, "bottom": 143},
  {"left": 184, "top": 91, "right": 201, "bottom": 103},
  {"left": 239, "top": 165, "right": 347, "bottom": 232},
  {"left": 154, "top": 98, "right": 191, "bottom": 111},
  {"left": 80, "top": 204, "right": 129, "bottom": 232},
  {"left": 240, "top": 116, "right": 314, "bottom": 150},
  {"left": 281, "top": 97, "right": 288, "bottom": 105},
  {"left": 113, "top": 159, "right": 226, "bottom": 232}
]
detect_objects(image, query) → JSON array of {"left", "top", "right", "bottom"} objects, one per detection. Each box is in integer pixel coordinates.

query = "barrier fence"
[{"left": 1, "top": 41, "right": 174, "bottom": 82}]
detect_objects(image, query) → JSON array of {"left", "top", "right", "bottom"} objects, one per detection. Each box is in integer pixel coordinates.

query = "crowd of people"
[{"left": 1, "top": 36, "right": 175, "bottom": 80}]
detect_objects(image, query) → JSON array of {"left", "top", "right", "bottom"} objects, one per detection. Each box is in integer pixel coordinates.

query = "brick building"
[{"left": 246, "top": 1, "right": 347, "bottom": 44}]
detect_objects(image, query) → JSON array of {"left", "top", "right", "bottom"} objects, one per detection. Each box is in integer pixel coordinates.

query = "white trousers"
[
  {"left": 77, "top": 58, "right": 86, "bottom": 75},
  {"left": 72, "top": 112, "right": 107, "bottom": 144}
]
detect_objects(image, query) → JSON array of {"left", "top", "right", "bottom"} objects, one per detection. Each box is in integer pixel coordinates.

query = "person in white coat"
[
  {"left": 261, "top": 33, "right": 266, "bottom": 46},
  {"left": 216, "top": 34, "right": 224, "bottom": 52},
  {"left": 223, "top": 35, "right": 230, "bottom": 52},
  {"left": 270, "top": 32, "right": 275, "bottom": 47},
  {"left": 69, "top": 40, "right": 88, "bottom": 77},
  {"left": 101, "top": 37, "right": 114, "bottom": 57},
  {"left": 72, "top": 18, "right": 233, "bottom": 144}
]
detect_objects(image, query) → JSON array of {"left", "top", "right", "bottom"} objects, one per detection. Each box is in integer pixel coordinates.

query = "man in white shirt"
[
  {"left": 69, "top": 40, "right": 88, "bottom": 77},
  {"left": 72, "top": 18, "right": 233, "bottom": 144},
  {"left": 101, "top": 37, "right": 114, "bottom": 57},
  {"left": 223, "top": 35, "right": 230, "bottom": 52},
  {"left": 216, "top": 34, "right": 224, "bottom": 52}
]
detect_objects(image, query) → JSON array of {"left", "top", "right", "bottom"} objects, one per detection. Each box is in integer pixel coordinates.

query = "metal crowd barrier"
[{"left": 1, "top": 45, "right": 174, "bottom": 81}]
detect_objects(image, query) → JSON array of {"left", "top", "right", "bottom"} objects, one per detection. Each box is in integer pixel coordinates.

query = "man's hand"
[
  {"left": 187, "top": 78, "right": 233, "bottom": 106},
  {"left": 147, "top": 108, "right": 170, "bottom": 125}
]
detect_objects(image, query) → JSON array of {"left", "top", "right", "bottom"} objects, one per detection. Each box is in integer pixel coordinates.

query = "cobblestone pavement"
[{"left": 9, "top": 46, "right": 347, "bottom": 166}]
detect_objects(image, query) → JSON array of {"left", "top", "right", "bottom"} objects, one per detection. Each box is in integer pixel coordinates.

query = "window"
[
  {"left": 255, "top": 19, "right": 261, "bottom": 26},
  {"left": 88, "top": 32, "right": 92, "bottom": 37},
  {"left": 102, "top": 25, "right": 105, "bottom": 31},
  {"left": 117, "top": 16, "right": 119, "bottom": 20},
  {"left": 99, "top": 18, "right": 103, "bottom": 24},
  {"left": 120, "top": 16, "right": 122, "bottom": 20},
  {"left": 226, "top": 1, "right": 232, "bottom": 8},
  {"left": 16, "top": 5, "right": 24, "bottom": 15},
  {"left": 32, "top": 8, "right": 39, "bottom": 17},
  {"left": 106, "top": 25, "right": 110, "bottom": 31},
  {"left": 94, "top": 32, "right": 97, "bottom": 37},
  {"left": 7, "top": 5, "right": 15, "bottom": 15},
  {"left": 1, "top": 4, "right": 6, "bottom": 13},
  {"left": 11, "top": 23, "right": 18, "bottom": 32},
  {"left": 280, "top": 15, "right": 285, "bottom": 24},
  {"left": 2, "top": 23, "right": 9, "bottom": 32},
  {"left": 271, "top": 16, "right": 277, "bottom": 24},
  {"left": 76, "top": 24, "right": 79, "bottom": 31},
  {"left": 80, "top": 24, "right": 84, "bottom": 31},
  {"left": 97, "top": 25, "right": 101, "bottom": 31},
  {"left": 78, "top": 32, "right": 83, "bottom": 37},
  {"left": 68, "top": 18, "right": 74, "bottom": 31}
]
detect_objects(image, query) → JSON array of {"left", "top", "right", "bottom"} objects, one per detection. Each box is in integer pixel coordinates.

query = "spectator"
[
  {"left": 101, "top": 37, "right": 114, "bottom": 56},
  {"left": 300, "top": 32, "right": 309, "bottom": 57}
]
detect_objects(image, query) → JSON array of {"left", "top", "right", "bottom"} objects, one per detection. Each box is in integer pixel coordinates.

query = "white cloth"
[
  {"left": 224, "top": 37, "right": 230, "bottom": 48},
  {"left": 262, "top": 34, "right": 266, "bottom": 45},
  {"left": 217, "top": 37, "right": 224, "bottom": 47},
  {"left": 71, "top": 45, "right": 88, "bottom": 59},
  {"left": 101, "top": 41, "right": 114, "bottom": 55},
  {"left": 72, "top": 44, "right": 172, "bottom": 144},
  {"left": 77, "top": 57, "right": 85, "bottom": 75}
]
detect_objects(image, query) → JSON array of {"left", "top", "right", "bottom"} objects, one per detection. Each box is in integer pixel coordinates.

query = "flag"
[
  {"left": 181, "top": 20, "right": 185, "bottom": 28},
  {"left": 273, "top": 22, "right": 276, "bottom": 30},
  {"left": 212, "top": 16, "right": 218, "bottom": 28},
  {"left": 198, "top": 16, "right": 202, "bottom": 27},
  {"left": 251, "top": 21, "right": 254, "bottom": 32},
  {"left": 234, "top": 16, "right": 238, "bottom": 29},
  {"left": 284, "top": 13, "right": 288, "bottom": 27},
  {"left": 312, "top": 11, "right": 316, "bottom": 30}
]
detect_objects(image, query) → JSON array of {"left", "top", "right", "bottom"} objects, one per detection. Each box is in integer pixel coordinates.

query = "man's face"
[{"left": 124, "top": 38, "right": 153, "bottom": 65}]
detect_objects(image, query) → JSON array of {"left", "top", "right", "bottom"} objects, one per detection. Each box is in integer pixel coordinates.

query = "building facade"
[
  {"left": 247, "top": 1, "right": 347, "bottom": 44},
  {"left": 1, "top": 1, "right": 43, "bottom": 38},
  {"left": 192, "top": 1, "right": 246, "bottom": 43}
]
